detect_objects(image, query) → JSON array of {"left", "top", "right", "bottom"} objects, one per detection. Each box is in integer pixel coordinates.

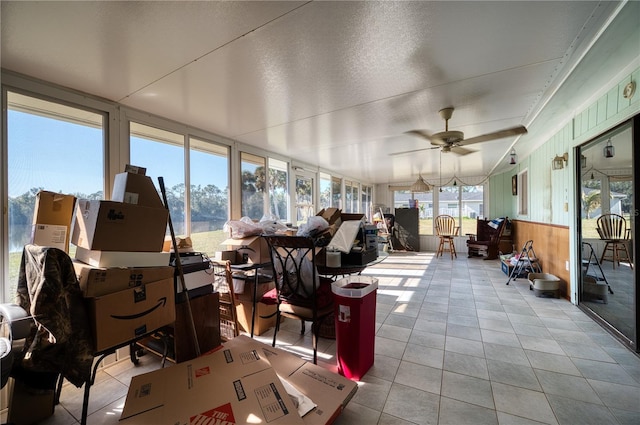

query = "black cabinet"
[{"left": 393, "top": 208, "right": 420, "bottom": 251}]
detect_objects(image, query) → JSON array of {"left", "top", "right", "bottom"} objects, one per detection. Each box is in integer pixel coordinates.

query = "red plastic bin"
[{"left": 331, "top": 276, "right": 378, "bottom": 380}]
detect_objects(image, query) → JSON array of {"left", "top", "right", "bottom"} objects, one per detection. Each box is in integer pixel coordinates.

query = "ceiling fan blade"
[
  {"left": 450, "top": 146, "right": 475, "bottom": 156},
  {"left": 389, "top": 146, "right": 439, "bottom": 156},
  {"left": 459, "top": 125, "right": 527, "bottom": 146},
  {"left": 405, "top": 129, "right": 434, "bottom": 141}
]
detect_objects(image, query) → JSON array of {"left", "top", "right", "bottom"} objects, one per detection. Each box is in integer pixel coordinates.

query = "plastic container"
[
  {"left": 331, "top": 276, "right": 378, "bottom": 380},
  {"left": 527, "top": 273, "right": 560, "bottom": 298}
]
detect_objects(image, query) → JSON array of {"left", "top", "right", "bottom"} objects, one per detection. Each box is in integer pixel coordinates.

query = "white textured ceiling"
[{"left": 2, "top": 1, "right": 638, "bottom": 185}]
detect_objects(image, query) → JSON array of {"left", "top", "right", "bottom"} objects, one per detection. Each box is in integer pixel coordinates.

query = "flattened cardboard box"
[
  {"left": 225, "top": 336, "right": 358, "bottom": 425},
  {"left": 73, "top": 261, "right": 174, "bottom": 297},
  {"left": 71, "top": 199, "right": 168, "bottom": 252},
  {"left": 86, "top": 277, "right": 175, "bottom": 352},
  {"left": 31, "top": 190, "right": 76, "bottom": 252},
  {"left": 221, "top": 235, "right": 270, "bottom": 264},
  {"left": 121, "top": 337, "right": 304, "bottom": 424}
]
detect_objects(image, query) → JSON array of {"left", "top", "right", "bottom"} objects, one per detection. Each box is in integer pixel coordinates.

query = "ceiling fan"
[{"left": 391, "top": 107, "right": 527, "bottom": 156}]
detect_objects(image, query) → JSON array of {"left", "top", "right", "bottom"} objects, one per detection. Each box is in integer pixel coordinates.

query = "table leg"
[{"left": 250, "top": 271, "right": 258, "bottom": 338}]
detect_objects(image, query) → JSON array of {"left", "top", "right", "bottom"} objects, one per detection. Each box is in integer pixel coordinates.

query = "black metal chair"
[{"left": 262, "top": 235, "right": 334, "bottom": 364}]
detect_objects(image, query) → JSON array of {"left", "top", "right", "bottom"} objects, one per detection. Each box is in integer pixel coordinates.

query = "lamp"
[
  {"left": 410, "top": 174, "right": 431, "bottom": 193},
  {"left": 509, "top": 149, "right": 517, "bottom": 165},
  {"left": 603, "top": 140, "right": 615, "bottom": 158},
  {"left": 580, "top": 154, "right": 587, "bottom": 168},
  {"left": 552, "top": 153, "right": 568, "bottom": 170}
]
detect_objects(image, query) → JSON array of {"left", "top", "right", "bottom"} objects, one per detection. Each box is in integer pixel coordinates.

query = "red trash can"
[{"left": 331, "top": 276, "right": 378, "bottom": 380}]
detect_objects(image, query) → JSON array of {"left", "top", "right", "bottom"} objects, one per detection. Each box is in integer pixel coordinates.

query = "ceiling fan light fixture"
[
  {"left": 410, "top": 174, "right": 431, "bottom": 193},
  {"left": 603, "top": 140, "right": 615, "bottom": 158},
  {"left": 509, "top": 148, "right": 517, "bottom": 165}
]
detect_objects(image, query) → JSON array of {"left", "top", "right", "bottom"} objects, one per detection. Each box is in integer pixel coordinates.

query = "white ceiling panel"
[{"left": 2, "top": 1, "right": 636, "bottom": 185}]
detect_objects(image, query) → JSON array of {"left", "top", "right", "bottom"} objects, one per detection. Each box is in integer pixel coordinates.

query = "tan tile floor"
[{"left": 45, "top": 252, "right": 640, "bottom": 424}]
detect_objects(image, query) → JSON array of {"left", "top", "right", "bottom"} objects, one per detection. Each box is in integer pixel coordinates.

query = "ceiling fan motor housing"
[{"left": 431, "top": 130, "right": 464, "bottom": 146}]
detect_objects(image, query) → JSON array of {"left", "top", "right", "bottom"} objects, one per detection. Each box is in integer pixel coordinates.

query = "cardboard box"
[
  {"left": 235, "top": 299, "right": 277, "bottom": 336},
  {"left": 30, "top": 224, "right": 68, "bottom": 251},
  {"left": 316, "top": 208, "right": 342, "bottom": 225},
  {"left": 221, "top": 235, "right": 270, "bottom": 264},
  {"left": 340, "top": 213, "right": 365, "bottom": 222},
  {"left": 111, "top": 171, "right": 164, "bottom": 208},
  {"left": 30, "top": 191, "right": 76, "bottom": 252},
  {"left": 226, "top": 336, "right": 359, "bottom": 425},
  {"left": 120, "top": 337, "right": 304, "bottom": 424},
  {"left": 86, "top": 277, "right": 176, "bottom": 352},
  {"left": 71, "top": 199, "right": 168, "bottom": 252},
  {"left": 73, "top": 261, "right": 174, "bottom": 297},
  {"left": 75, "top": 247, "right": 170, "bottom": 268}
]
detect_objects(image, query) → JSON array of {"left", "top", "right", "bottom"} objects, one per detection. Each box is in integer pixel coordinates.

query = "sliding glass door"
[{"left": 578, "top": 119, "right": 636, "bottom": 351}]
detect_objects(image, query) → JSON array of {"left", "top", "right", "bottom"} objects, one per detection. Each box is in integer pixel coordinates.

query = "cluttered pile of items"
[
  {"left": 13, "top": 166, "right": 361, "bottom": 425},
  {"left": 219, "top": 207, "right": 379, "bottom": 270}
]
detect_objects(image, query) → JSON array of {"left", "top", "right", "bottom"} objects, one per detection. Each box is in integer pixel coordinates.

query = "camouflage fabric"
[{"left": 16, "top": 245, "right": 94, "bottom": 387}]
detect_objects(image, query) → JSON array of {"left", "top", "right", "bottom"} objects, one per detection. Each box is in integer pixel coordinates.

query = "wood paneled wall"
[{"left": 512, "top": 220, "right": 570, "bottom": 300}]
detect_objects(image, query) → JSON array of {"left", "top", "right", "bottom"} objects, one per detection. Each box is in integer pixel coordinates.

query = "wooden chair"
[
  {"left": 466, "top": 217, "right": 509, "bottom": 260},
  {"left": 262, "top": 235, "right": 334, "bottom": 364},
  {"left": 597, "top": 213, "right": 633, "bottom": 269},
  {"left": 210, "top": 260, "right": 240, "bottom": 341},
  {"left": 435, "top": 215, "right": 459, "bottom": 259}
]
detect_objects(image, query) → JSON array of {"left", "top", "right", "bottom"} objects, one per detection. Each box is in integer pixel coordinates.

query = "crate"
[
  {"left": 501, "top": 259, "right": 538, "bottom": 278},
  {"left": 341, "top": 248, "right": 378, "bottom": 266}
]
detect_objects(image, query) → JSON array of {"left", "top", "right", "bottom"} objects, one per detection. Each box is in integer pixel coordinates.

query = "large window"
[
  {"left": 319, "top": 173, "right": 331, "bottom": 210},
  {"left": 345, "top": 180, "right": 358, "bottom": 213},
  {"left": 5, "top": 91, "right": 105, "bottom": 299},
  {"left": 268, "top": 158, "right": 289, "bottom": 222},
  {"left": 188, "top": 137, "right": 229, "bottom": 255},
  {"left": 392, "top": 184, "right": 483, "bottom": 235},
  {"left": 331, "top": 176, "right": 342, "bottom": 208},
  {"left": 319, "top": 174, "right": 344, "bottom": 210},
  {"left": 361, "top": 185, "right": 372, "bottom": 220},
  {"left": 240, "top": 152, "right": 267, "bottom": 220},
  {"left": 295, "top": 171, "right": 314, "bottom": 225},
  {"left": 130, "top": 122, "right": 185, "bottom": 234},
  {"left": 460, "top": 184, "right": 484, "bottom": 235}
]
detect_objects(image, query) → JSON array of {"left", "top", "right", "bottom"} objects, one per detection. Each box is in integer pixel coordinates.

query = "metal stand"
[
  {"left": 506, "top": 240, "right": 541, "bottom": 285},
  {"left": 377, "top": 207, "right": 393, "bottom": 252},
  {"left": 55, "top": 334, "right": 168, "bottom": 425},
  {"left": 582, "top": 242, "right": 613, "bottom": 294}
]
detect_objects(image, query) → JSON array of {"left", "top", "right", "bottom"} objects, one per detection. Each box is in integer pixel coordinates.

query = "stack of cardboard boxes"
[
  {"left": 220, "top": 234, "right": 277, "bottom": 336},
  {"left": 69, "top": 169, "right": 177, "bottom": 353},
  {"left": 27, "top": 168, "right": 176, "bottom": 354}
]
